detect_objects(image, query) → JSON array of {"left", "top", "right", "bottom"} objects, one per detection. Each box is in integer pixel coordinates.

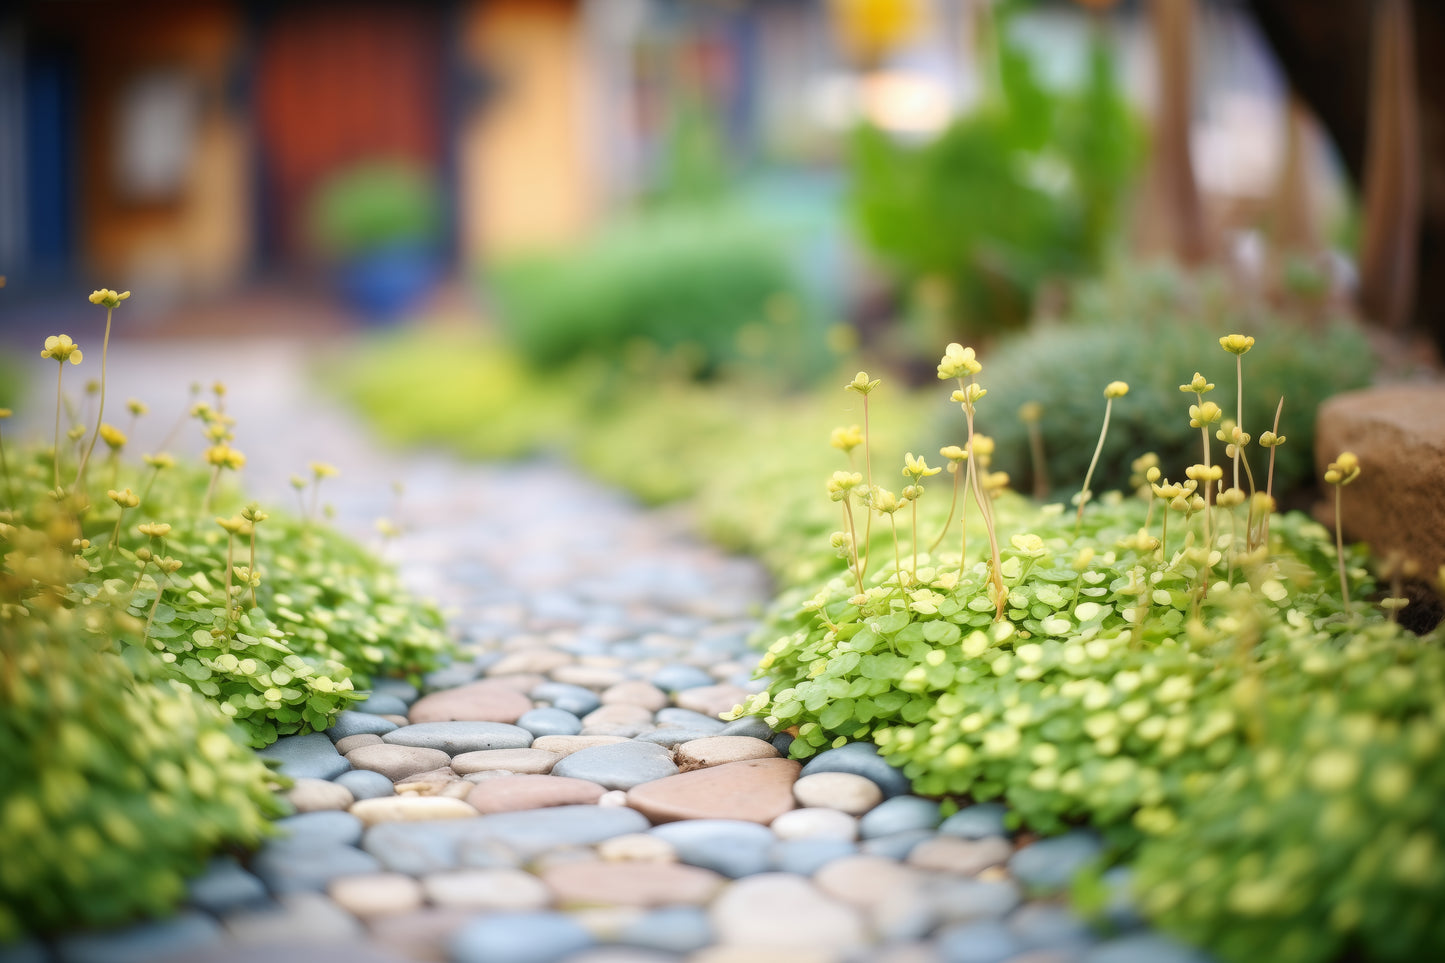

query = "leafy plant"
[{"left": 307, "top": 160, "right": 442, "bottom": 258}]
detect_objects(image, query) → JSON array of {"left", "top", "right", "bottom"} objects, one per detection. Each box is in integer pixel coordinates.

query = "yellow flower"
[
  {"left": 143, "top": 452, "right": 176, "bottom": 469},
  {"left": 952, "top": 384, "right": 987, "bottom": 407},
  {"left": 826, "top": 470, "right": 864, "bottom": 500},
  {"left": 1219, "top": 334, "right": 1255, "bottom": 356},
  {"left": 1259, "top": 431, "right": 1286, "bottom": 449},
  {"left": 845, "top": 371, "right": 881, "bottom": 395},
  {"left": 1189, "top": 401, "right": 1222, "bottom": 428},
  {"left": 1104, "top": 381, "right": 1129, "bottom": 399},
  {"left": 871, "top": 487, "right": 902, "bottom": 514},
  {"left": 310, "top": 461, "right": 339, "bottom": 479},
  {"left": 290, "top": 474, "right": 308, "bottom": 490},
  {"left": 1179, "top": 372, "right": 1214, "bottom": 394},
  {"left": 1324, "top": 452, "right": 1360, "bottom": 486},
  {"left": 376, "top": 518, "right": 401, "bottom": 538},
  {"left": 240, "top": 503, "right": 269, "bottom": 524},
  {"left": 137, "top": 522, "right": 172, "bottom": 538},
  {"left": 0, "top": 408, "right": 11, "bottom": 419},
  {"left": 106, "top": 488, "right": 139, "bottom": 509},
  {"left": 903, "top": 452, "right": 942, "bottom": 480},
  {"left": 215, "top": 515, "right": 248, "bottom": 535},
  {"left": 937, "top": 343, "right": 982, "bottom": 380},
  {"left": 939, "top": 445, "right": 969, "bottom": 463},
  {"left": 971, "top": 435, "right": 995, "bottom": 459},
  {"left": 126, "top": 398, "right": 148, "bottom": 417},
  {"left": 98, "top": 423, "right": 127, "bottom": 450},
  {"left": 205, "top": 445, "right": 246, "bottom": 470},
  {"left": 1018, "top": 401, "right": 1043, "bottom": 424},
  {"left": 41, "top": 334, "right": 83, "bottom": 364},
  {"left": 1185, "top": 463, "right": 1224, "bottom": 484},
  {"left": 830, "top": 425, "right": 863, "bottom": 453},
  {"left": 88, "top": 289, "right": 131, "bottom": 308}
]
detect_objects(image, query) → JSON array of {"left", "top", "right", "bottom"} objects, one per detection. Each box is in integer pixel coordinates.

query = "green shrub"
[{"left": 307, "top": 161, "right": 442, "bottom": 258}]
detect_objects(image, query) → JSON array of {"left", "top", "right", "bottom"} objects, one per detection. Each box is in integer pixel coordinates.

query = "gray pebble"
[
  {"left": 256, "top": 732, "right": 350, "bottom": 781},
  {"left": 769, "top": 838, "right": 858, "bottom": 875},
  {"left": 939, "top": 803, "right": 1011, "bottom": 840},
  {"left": 617, "top": 906, "right": 713, "bottom": 955},
  {"left": 634, "top": 728, "right": 715, "bottom": 748},
  {"left": 334, "top": 769, "right": 395, "bottom": 801},
  {"left": 55, "top": 911, "right": 221, "bottom": 963},
  {"left": 1009, "top": 831, "right": 1105, "bottom": 892},
  {"left": 368, "top": 678, "right": 419, "bottom": 704},
  {"left": 650, "top": 820, "right": 775, "bottom": 878},
  {"left": 936, "top": 919, "right": 1023, "bottom": 963},
  {"left": 798, "top": 741, "right": 910, "bottom": 798},
  {"left": 516, "top": 707, "right": 583, "bottom": 738},
  {"left": 273, "top": 810, "right": 364, "bottom": 849},
  {"left": 930, "top": 878, "right": 1023, "bottom": 924},
  {"left": 530, "top": 681, "right": 602, "bottom": 717},
  {"left": 450, "top": 911, "right": 594, "bottom": 963},
  {"left": 423, "top": 662, "right": 482, "bottom": 690},
  {"left": 654, "top": 707, "right": 727, "bottom": 733},
  {"left": 249, "top": 844, "right": 381, "bottom": 894},
  {"left": 859, "top": 795, "right": 942, "bottom": 839},
  {"left": 185, "top": 857, "right": 268, "bottom": 915},
  {"left": 550, "top": 741, "right": 678, "bottom": 790},
  {"left": 771, "top": 732, "right": 795, "bottom": 756},
  {"left": 860, "top": 829, "right": 936, "bottom": 860},
  {"left": 325, "top": 711, "right": 398, "bottom": 739},
  {"left": 1008, "top": 902, "right": 1097, "bottom": 951},
  {"left": 717, "top": 715, "right": 774, "bottom": 740},
  {"left": 1100, "top": 865, "right": 1146, "bottom": 930},
  {"left": 650, "top": 664, "right": 715, "bottom": 692},
  {"left": 383, "top": 721, "right": 532, "bottom": 754},
  {"left": 352, "top": 693, "right": 410, "bottom": 716}
]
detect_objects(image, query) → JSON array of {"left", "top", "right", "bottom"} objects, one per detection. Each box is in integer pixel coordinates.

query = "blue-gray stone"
[
  {"left": 860, "top": 828, "right": 935, "bottom": 860},
  {"left": 471, "top": 651, "right": 507, "bottom": 673},
  {"left": 556, "top": 635, "right": 609, "bottom": 657},
  {"left": 186, "top": 856, "right": 268, "bottom": 914},
  {"left": 1009, "top": 831, "right": 1105, "bottom": 892},
  {"left": 256, "top": 732, "right": 350, "bottom": 781},
  {"left": 530, "top": 682, "right": 601, "bottom": 717},
  {"left": 769, "top": 838, "right": 858, "bottom": 875},
  {"left": 939, "top": 802, "right": 1011, "bottom": 840},
  {"left": 634, "top": 728, "right": 714, "bottom": 748},
  {"left": 0, "top": 938, "right": 46, "bottom": 963},
  {"left": 650, "top": 820, "right": 775, "bottom": 878},
  {"left": 274, "top": 810, "right": 364, "bottom": 849},
  {"left": 798, "top": 742, "right": 910, "bottom": 798},
  {"left": 326, "top": 711, "right": 398, "bottom": 739},
  {"left": 423, "top": 663, "right": 481, "bottom": 690},
  {"left": 363, "top": 806, "right": 649, "bottom": 872},
  {"left": 618, "top": 906, "right": 713, "bottom": 954},
  {"left": 450, "top": 912, "right": 593, "bottom": 963},
  {"left": 937, "top": 919, "right": 1024, "bottom": 963},
  {"left": 369, "top": 677, "right": 419, "bottom": 704},
  {"left": 251, "top": 843, "right": 380, "bottom": 893},
  {"left": 654, "top": 708, "right": 727, "bottom": 733},
  {"left": 1083, "top": 934, "right": 1215, "bottom": 963},
  {"left": 335, "top": 768, "right": 395, "bottom": 801},
  {"left": 650, "top": 664, "right": 715, "bottom": 692},
  {"left": 515, "top": 707, "right": 582, "bottom": 738},
  {"left": 717, "top": 715, "right": 774, "bottom": 740},
  {"left": 1100, "top": 865, "right": 1146, "bottom": 930},
  {"left": 930, "top": 878, "right": 1023, "bottom": 923},
  {"left": 550, "top": 741, "right": 678, "bottom": 790},
  {"left": 771, "top": 732, "right": 795, "bottom": 756},
  {"left": 1008, "top": 902, "right": 1097, "bottom": 951},
  {"left": 352, "top": 693, "right": 409, "bottom": 716},
  {"left": 55, "top": 911, "right": 221, "bottom": 963},
  {"left": 383, "top": 721, "right": 532, "bottom": 754},
  {"left": 859, "top": 795, "right": 942, "bottom": 839}
]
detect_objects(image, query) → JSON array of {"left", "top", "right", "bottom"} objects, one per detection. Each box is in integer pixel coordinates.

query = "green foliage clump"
[{"left": 307, "top": 161, "right": 442, "bottom": 258}]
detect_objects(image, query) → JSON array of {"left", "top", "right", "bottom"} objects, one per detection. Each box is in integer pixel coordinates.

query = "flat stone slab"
[
  {"left": 451, "top": 748, "right": 562, "bottom": 775},
  {"left": 627, "top": 758, "right": 800, "bottom": 824},
  {"left": 466, "top": 774, "right": 608, "bottom": 813},
  {"left": 408, "top": 680, "right": 533, "bottom": 724},
  {"left": 383, "top": 722, "right": 533, "bottom": 754},
  {"left": 550, "top": 741, "right": 679, "bottom": 790}
]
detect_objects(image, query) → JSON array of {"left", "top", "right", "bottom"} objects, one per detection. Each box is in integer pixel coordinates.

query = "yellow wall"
[{"left": 459, "top": 0, "right": 595, "bottom": 261}]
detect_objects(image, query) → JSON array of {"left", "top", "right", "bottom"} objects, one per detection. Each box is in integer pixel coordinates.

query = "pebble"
[
  {"left": 938, "top": 803, "right": 1011, "bottom": 840},
  {"left": 1008, "top": 831, "right": 1105, "bottom": 893},
  {"left": 634, "top": 728, "right": 716, "bottom": 748},
  {"left": 532, "top": 734, "right": 630, "bottom": 756},
  {"left": 673, "top": 684, "right": 748, "bottom": 719},
  {"left": 580, "top": 704, "right": 656, "bottom": 738},
  {"left": 530, "top": 681, "right": 602, "bottom": 717},
  {"left": 55, "top": 911, "right": 221, "bottom": 963},
  {"left": 771, "top": 808, "right": 859, "bottom": 842},
  {"left": 353, "top": 692, "right": 411, "bottom": 716},
  {"left": 286, "top": 778, "right": 355, "bottom": 813},
  {"left": 709, "top": 873, "right": 865, "bottom": 950},
  {"left": 908, "top": 836, "right": 1013, "bottom": 876},
  {"left": 650, "top": 664, "right": 716, "bottom": 692},
  {"left": 1082, "top": 933, "right": 1215, "bottom": 963},
  {"left": 815, "top": 856, "right": 926, "bottom": 907},
  {"left": 251, "top": 843, "right": 381, "bottom": 893},
  {"left": 654, "top": 707, "right": 728, "bottom": 733},
  {"left": 617, "top": 906, "right": 714, "bottom": 955},
  {"left": 1007, "top": 903, "right": 1096, "bottom": 952},
  {"left": 859, "top": 795, "right": 942, "bottom": 839},
  {"left": 186, "top": 858, "right": 269, "bottom": 915},
  {"left": 326, "top": 710, "right": 399, "bottom": 739},
  {"left": 929, "top": 879, "right": 1023, "bottom": 924},
  {"left": 768, "top": 838, "right": 858, "bottom": 875},
  {"left": 601, "top": 680, "right": 669, "bottom": 712},
  {"left": 551, "top": 665, "right": 626, "bottom": 689},
  {"left": 221, "top": 891, "right": 363, "bottom": 943},
  {"left": 792, "top": 772, "right": 883, "bottom": 815},
  {"left": 649, "top": 820, "right": 776, "bottom": 878},
  {"left": 452, "top": 747, "right": 562, "bottom": 775},
  {"left": 369, "top": 678, "right": 419, "bottom": 704},
  {"left": 489, "top": 648, "right": 574, "bottom": 675},
  {"left": 541, "top": 861, "right": 726, "bottom": 908},
  {"left": 516, "top": 707, "right": 584, "bottom": 737},
  {"left": 860, "top": 829, "right": 935, "bottom": 860},
  {"left": 935, "top": 919, "right": 1022, "bottom": 963},
  {"left": 551, "top": 741, "right": 679, "bottom": 790},
  {"left": 393, "top": 765, "right": 461, "bottom": 794},
  {"left": 334, "top": 768, "right": 396, "bottom": 801},
  {"left": 333, "top": 733, "right": 384, "bottom": 755},
  {"left": 383, "top": 721, "right": 533, "bottom": 753},
  {"left": 674, "top": 736, "right": 779, "bottom": 771},
  {"left": 450, "top": 911, "right": 595, "bottom": 963},
  {"left": 345, "top": 743, "right": 451, "bottom": 781},
  {"left": 597, "top": 833, "right": 678, "bottom": 864},
  {"left": 798, "top": 742, "right": 910, "bottom": 798},
  {"left": 466, "top": 774, "right": 607, "bottom": 813},
  {"left": 422, "top": 868, "right": 553, "bottom": 911},
  {"left": 275, "top": 810, "right": 365, "bottom": 848},
  {"left": 716, "top": 715, "right": 774, "bottom": 740},
  {"left": 350, "top": 796, "right": 479, "bottom": 825},
  {"left": 369, "top": 907, "right": 475, "bottom": 962},
  {"left": 626, "top": 758, "right": 799, "bottom": 824},
  {"left": 327, "top": 873, "right": 425, "bottom": 916},
  {"left": 257, "top": 732, "right": 350, "bottom": 780},
  {"left": 408, "top": 679, "right": 533, "bottom": 724}
]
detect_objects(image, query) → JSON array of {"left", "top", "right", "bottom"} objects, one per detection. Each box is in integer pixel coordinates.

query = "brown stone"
[
  {"left": 579, "top": 704, "right": 654, "bottom": 737},
  {"left": 600, "top": 680, "right": 668, "bottom": 712},
  {"left": 550, "top": 665, "right": 626, "bottom": 689},
  {"left": 531, "top": 735, "right": 630, "bottom": 756},
  {"left": 367, "top": 908, "right": 474, "bottom": 963},
  {"left": 488, "top": 649, "right": 573, "bottom": 675},
  {"left": 674, "top": 736, "right": 779, "bottom": 772},
  {"left": 450, "top": 748, "right": 562, "bottom": 775},
  {"left": 350, "top": 796, "right": 479, "bottom": 826},
  {"left": 906, "top": 835, "right": 1013, "bottom": 876},
  {"left": 328, "top": 873, "right": 425, "bottom": 917},
  {"left": 393, "top": 766, "right": 460, "bottom": 795},
  {"left": 625, "top": 757, "right": 800, "bottom": 824},
  {"left": 673, "top": 684, "right": 749, "bottom": 719},
  {"left": 540, "top": 861, "right": 726, "bottom": 908},
  {"left": 345, "top": 744, "right": 451, "bottom": 782},
  {"left": 334, "top": 733, "right": 384, "bottom": 755},
  {"left": 406, "top": 680, "right": 532, "bottom": 724},
  {"left": 466, "top": 774, "right": 608, "bottom": 814}
]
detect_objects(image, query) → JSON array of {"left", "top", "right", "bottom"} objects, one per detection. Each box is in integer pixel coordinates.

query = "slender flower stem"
[
  {"left": 842, "top": 499, "right": 864, "bottom": 595},
  {"left": 929, "top": 465, "right": 962, "bottom": 554},
  {"left": 1261, "top": 397, "right": 1284, "bottom": 549},
  {"left": 859, "top": 397, "right": 874, "bottom": 581},
  {"left": 1075, "top": 398, "right": 1114, "bottom": 533},
  {"left": 0, "top": 425, "right": 14, "bottom": 507},
  {"left": 958, "top": 461, "right": 972, "bottom": 579},
  {"left": 1233, "top": 354, "right": 1244, "bottom": 491},
  {"left": 890, "top": 515, "right": 904, "bottom": 592},
  {"left": 75, "top": 305, "right": 113, "bottom": 489},
  {"left": 53, "top": 364, "right": 65, "bottom": 490},
  {"left": 248, "top": 527, "right": 258, "bottom": 608},
  {"left": 203, "top": 466, "right": 221, "bottom": 513},
  {"left": 223, "top": 534, "right": 236, "bottom": 620},
  {"left": 1334, "top": 487, "right": 1351, "bottom": 615},
  {"left": 910, "top": 498, "right": 919, "bottom": 579},
  {"left": 963, "top": 403, "right": 1004, "bottom": 617}
]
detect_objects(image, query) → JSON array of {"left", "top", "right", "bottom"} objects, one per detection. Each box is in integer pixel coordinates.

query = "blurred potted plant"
[{"left": 307, "top": 160, "right": 443, "bottom": 323}]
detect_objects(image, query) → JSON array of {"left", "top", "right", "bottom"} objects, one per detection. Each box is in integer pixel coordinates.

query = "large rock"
[
  {"left": 626, "top": 758, "right": 800, "bottom": 824},
  {"left": 408, "top": 680, "right": 533, "bottom": 724}
]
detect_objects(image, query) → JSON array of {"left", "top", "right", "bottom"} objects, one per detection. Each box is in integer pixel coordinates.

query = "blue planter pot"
[{"left": 334, "top": 244, "right": 441, "bottom": 324}]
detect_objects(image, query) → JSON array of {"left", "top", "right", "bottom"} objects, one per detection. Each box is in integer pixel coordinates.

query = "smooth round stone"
[
  {"left": 1082, "top": 933, "right": 1214, "bottom": 963},
  {"left": 275, "top": 810, "right": 364, "bottom": 848},
  {"left": 908, "top": 836, "right": 1013, "bottom": 876},
  {"left": 367, "top": 906, "right": 477, "bottom": 962},
  {"left": 326, "top": 710, "right": 399, "bottom": 739},
  {"left": 597, "top": 833, "right": 677, "bottom": 864},
  {"left": 1007, "top": 903, "right": 1096, "bottom": 952},
  {"left": 580, "top": 703, "right": 655, "bottom": 737},
  {"left": 370, "top": 678, "right": 419, "bottom": 704},
  {"left": 651, "top": 664, "right": 716, "bottom": 693},
  {"left": 530, "top": 681, "right": 602, "bottom": 717},
  {"left": 675, "top": 736, "right": 779, "bottom": 771},
  {"left": 673, "top": 684, "right": 748, "bottom": 719},
  {"left": 423, "top": 663, "right": 483, "bottom": 690},
  {"left": 345, "top": 744, "right": 451, "bottom": 781},
  {"left": 335, "top": 769, "right": 396, "bottom": 801},
  {"left": 423, "top": 868, "right": 552, "bottom": 911},
  {"left": 489, "top": 649, "right": 574, "bottom": 675},
  {"left": 815, "top": 856, "right": 926, "bottom": 907},
  {"left": 542, "top": 860, "right": 726, "bottom": 908},
  {"left": 488, "top": 672, "right": 549, "bottom": 694},
  {"left": 617, "top": 906, "right": 713, "bottom": 955},
  {"left": 327, "top": 873, "right": 425, "bottom": 916},
  {"left": 709, "top": 873, "right": 865, "bottom": 950},
  {"left": 859, "top": 795, "right": 942, "bottom": 839},
  {"left": 771, "top": 732, "right": 795, "bottom": 756},
  {"left": 221, "top": 891, "right": 367, "bottom": 945},
  {"left": 928, "top": 878, "right": 1023, "bottom": 924},
  {"left": 793, "top": 772, "right": 883, "bottom": 815},
  {"left": 350, "top": 796, "right": 479, "bottom": 826},
  {"left": 257, "top": 732, "right": 350, "bottom": 781},
  {"left": 467, "top": 774, "right": 607, "bottom": 813},
  {"left": 649, "top": 820, "right": 776, "bottom": 879},
  {"left": 937, "top": 919, "right": 1023, "bottom": 963},
  {"left": 353, "top": 692, "right": 411, "bottom": 716},
  {"left": 601, "top": 680, "right": 669, "bottom": 712},
  {"left": 1008, "top": 831, "right": 1105, "bottom": 892},
  {"left": 551, "top": 665, "right": 626, "bottom": 689},
  {"left": 939, "top": 803, "right": 1011, "bottom": 840},
  {"left": 55, "top": 910, "right": 221, "bottom": 963},
  {"left": 186, "top": 858, "right": 268, "bottom": 915},
  {"left": 626, "top": 758, "right": 800, "bottom": 824},
  {"left": 408, "top": 680, "right": 533, "bottom": 724},
  {"left": 771, "top": 808, "right": 859, "bottom": 842},
  {"left": 597, "top": 790, "right": 629, "bottom": 807},
  {"left": 798, "top": 742, "right": 910, "bottom": 799},
  {"left": 517, "top": 707, "right": 583, "bottom": 737},
  {"left": 634, "top": 728, "right": 716, "bottom": 748},
  {"left": 251, "top": 843, "right": 381, "bottom": 893},
  {"left": 717, "top": 716, "right": 774, "bottom": 740},
  {"left": 450, "top": 911, "right": 594, "bottom": 963},
  {"left": 551, "top": 741, "right": 679, "bottom": 791},
  {"left": 384, "top": 721, "right": 533, "bottom": 754},
  {"left": 768, "top": 838, "right": 858, "bottom": 875},
  {"left": 286, "top": 778, "right": 355, "bottom": 813},
  {"left": 655, "top": 707, "right": 728, "bottom": 733},
  {"left": 452, "top": 747, "right": 562, "bottom": 775},
  {"left": 860, "top": 829, "right": 936, "bottom": 860},
  {"left": 334, "top": 733, "right": 384, "bottom": 755},
  {"left": 531, "top": 735, "right": 630, "bottom": 756}
]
